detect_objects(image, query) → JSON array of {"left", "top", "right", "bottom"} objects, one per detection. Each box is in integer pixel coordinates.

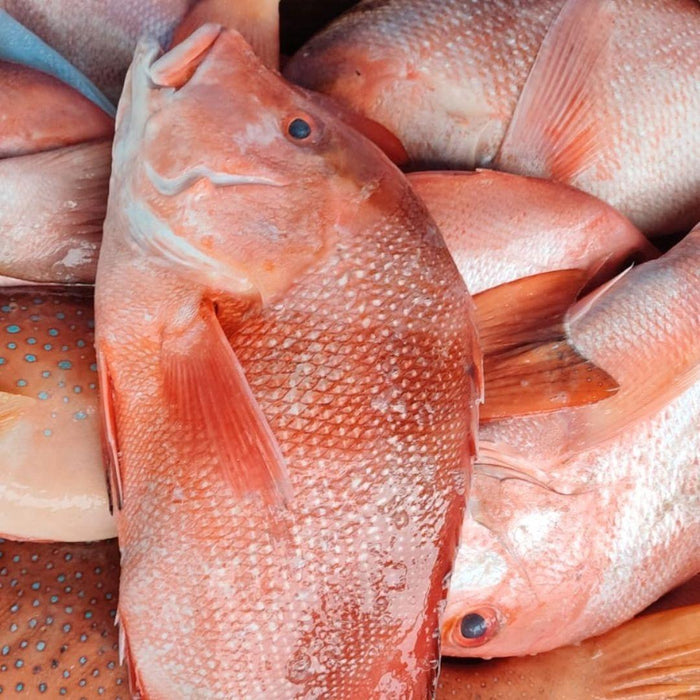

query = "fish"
[
  {"left": 0, "top": 0, "right": 282, "bottom": 100},
  {"left": 441, "top": 225, "right": 700, "bottom": 657},
  {"left": 437, "top": 604, "right": 700, "bottom": 699},
  {"left": 0, "top": 538, "right": 126, "bottom": 697},
  {"left": 0, "top": 56, "right": 113, "bottom": 284},
  {"left": 408, "top": 169, "right": 656, "bottom": 296},
  {"left": 96, "top": 24, "right": 481, "bottom": 698},
  {"left": 285, "top": 0, "right": 700, "bottom": 236},
  {"left": 0, "top": 288, "right": 114, "bottom": 543}
]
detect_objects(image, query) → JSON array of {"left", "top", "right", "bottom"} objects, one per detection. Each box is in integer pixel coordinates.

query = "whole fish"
[
  {"left": 0, "top": 59, "right": 112, "bottom": 284},
  {"left": 96, "top": 25, "right": 480, "bottom": 698},
  {"left": 0, "top": 538, "right": 126, "bottom": 697},
  {"left": 441, "top": 227, "right": 700, "bottom": 658},
  {"left": 408, "top": 170, "right": 655, "bottom": 295},
  {"left": 0, "top": 0, "right": 280, "bottom": 100},
  {"left": 0, "top": 288, "right": 113, "bottom": 542},
  {"left": 285, "top": 0, "right": 700, "bottom": 236},
  {"left": 437, "top": 604, "right": 700, "bottom": 699}
]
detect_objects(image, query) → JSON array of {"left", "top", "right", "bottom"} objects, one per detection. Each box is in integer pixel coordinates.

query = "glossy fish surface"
[
  {"left": 286, "top": 0, "right": 700, "bottom": 236},
  {"left": 96, "top": 25, "right": 480, "bottom": 698},
  {"left": 442, "top": 227, "right": 700, "bottom": 657}
]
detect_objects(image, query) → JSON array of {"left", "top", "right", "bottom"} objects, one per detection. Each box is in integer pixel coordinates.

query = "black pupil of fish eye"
[
  {"left": 460, "top": 613, "right": 488, "bottom": 639},
  {"left": 288, "top": 118, "right": 311, "bottom": 140}
]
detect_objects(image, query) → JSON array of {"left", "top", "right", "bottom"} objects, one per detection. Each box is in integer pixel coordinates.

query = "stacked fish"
[{"left": 0, "top": 0, "right": 698, "bottom": 698}]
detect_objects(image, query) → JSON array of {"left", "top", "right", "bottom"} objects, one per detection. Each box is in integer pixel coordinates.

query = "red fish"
[
  {"left": 96, "top": 25, "right": 480, "bottom": 697},
  {"left": 408, "top": 169, "right": 656, "bottom": 295},
  {"left": 285, "top": 0, "right": 700, "bottom": 236},
  {"left": 442, "top": 226, "right": 700, "bottom": 657}
]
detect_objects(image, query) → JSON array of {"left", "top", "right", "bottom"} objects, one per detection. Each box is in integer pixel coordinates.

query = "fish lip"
[{"left": 145, "top": 163, "right": 288, "bottom": 196}]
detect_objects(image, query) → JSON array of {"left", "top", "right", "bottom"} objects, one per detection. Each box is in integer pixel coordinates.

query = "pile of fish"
[{"left": 0, "top": 0, "right": 698, "bottom": 697}]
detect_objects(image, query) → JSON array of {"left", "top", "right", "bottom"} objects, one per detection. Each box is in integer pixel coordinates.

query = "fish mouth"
[{"left": 145, "top": 164, "right": 287, "bottom": 196}]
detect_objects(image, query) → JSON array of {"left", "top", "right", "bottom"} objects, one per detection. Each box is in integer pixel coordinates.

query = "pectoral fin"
[
  {"left": 0, "top": 391, "right": 36, "bottom": 430},
  {"left": 474, "top": 270, "right": 618, "bottom": 421},
  {"left": 161, "top": 301, "right": 291, "bottom": 506},
  {"left": 96, "top": 349, "right": 122, "bottom": 513},
  {"left": 495, "top": 0, "right": 614, "bottom": 181}
]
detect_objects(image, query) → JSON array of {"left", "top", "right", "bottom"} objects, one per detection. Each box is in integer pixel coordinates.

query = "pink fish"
[
  {"left": 96, "top": 26, "right": 480, "bottom": 696},
  {"left": 442, "top": 226, "right": 700, "bottom": 657},
  {"left": 285, "top": 0, "right": 700, "bottom": 236}
]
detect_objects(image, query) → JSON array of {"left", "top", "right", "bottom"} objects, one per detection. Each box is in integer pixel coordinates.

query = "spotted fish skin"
[
  {"left": 0, "top": 538, "right": 126, "bottom": 698},
  {"left": 0, "top": 288, "right": 114, "bottom": 543}
]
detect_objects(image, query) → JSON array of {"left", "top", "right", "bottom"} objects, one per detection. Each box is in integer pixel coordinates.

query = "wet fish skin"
[
  {"left": 97, "top": 26, "right": 479, "bottom": 698},
  {"left": 0, "top": 288, "right": 114, "bottom": 543},
  {"left": 442, "top": 227, "right": 700, "bottom": 657},
  {"left": 286, "top": 0, "right": 700, "bottom": 236}
]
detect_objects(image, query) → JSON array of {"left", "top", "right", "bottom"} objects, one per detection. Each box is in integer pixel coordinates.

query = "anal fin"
[
  {"left": 495, "top": 0, "right": 614, "bottom": 182},
  {"left": 474, "top": 270, "right": 618, "bottom": 421},
  {"left": 161, "top": 300, "right": 291, "bottom": 506}
]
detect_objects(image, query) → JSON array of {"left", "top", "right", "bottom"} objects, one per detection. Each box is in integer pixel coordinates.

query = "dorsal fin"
[{"left": 495, "top": 0, "right": 614, "bottom": 181}]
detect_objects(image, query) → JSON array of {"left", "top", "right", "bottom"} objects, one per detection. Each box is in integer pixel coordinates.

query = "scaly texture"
[
  {"left": 442, "top": 229, "right": 700, "bottom": 657},
  {"left": 286, "top": 0, "right": 700, "bottom": 235},
  {"left": 97, "top": 28, "right": 479, "bottom": 697}
]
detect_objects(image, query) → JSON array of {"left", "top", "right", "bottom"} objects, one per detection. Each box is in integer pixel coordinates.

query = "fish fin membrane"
[
  {"left": 495, "top": 0, "right": 614, "bottom": 182},
  {"left": 591, "top": 604, "right": 700, "bottom": 699},
  {"left": 0, "top": 10, "right": 115, "bottom": 116},
  {"left": 172, "top": 0, "right": 280, "bottom": 69},
  {"left": 161, "top": 301, "right": 292, "bottom": 506},
  {"left": 97, "top": 349, "right": 123, "bottom": 513},
  {"left": 0, "top": 391, "right": 36, "bottom": 430},
  {"left": 474, "top": 270, "right": 618, "bottom": 422}
]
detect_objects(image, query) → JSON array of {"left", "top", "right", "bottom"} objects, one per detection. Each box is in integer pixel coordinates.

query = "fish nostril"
[{"left": 460, "top": 613, "right": 487, "bottom": 639}]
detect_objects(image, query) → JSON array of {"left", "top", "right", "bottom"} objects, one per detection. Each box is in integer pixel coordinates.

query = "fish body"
[
  {"left": 0, "top": 289, "right": 113, "bottom": 542},
  {"left": 1, "top": 0, "right": 281, "bottom": 100},
  {"left": 441, "top": 227, "right": 700, "bottom": 657},
  {"left": 0, "top": 58, "right": 112, "bottom": 283},
  {"left": 286, "top": 0, "right": 700, "bottom": 236},
  {"left": 0, "top": 538, "right": 126, "bottom": 697},
  {"left": 96, "top": 26, "right": 479, "bottom": 698},
  {"left": 409, "top": 170, "right": 655, "bottom": 295}
]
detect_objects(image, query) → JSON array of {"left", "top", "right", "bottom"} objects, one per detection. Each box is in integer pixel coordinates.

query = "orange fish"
[
  {"left": 0, "top": 59, "right": 113, "bottom": 284},
  {"left": 437, "top": 604, "right": 700, "bottom": 699},
  {"left": 0, "top": 288, "right": 113, "bottom": 542},
  {"left": 96, "top": 25, "right": 480, "bottom": 697},
  {"left": 441, "top": 226, "right": 700, "bottom": 658},
  {"left": 0, "top": 538, "right": 126, "bottom": 697},
  {"left": 285, "top": 0, "right": 700, "bottom": 236},
  {"left": 408, "top": 169, "right": 656, "bottom": 295}
]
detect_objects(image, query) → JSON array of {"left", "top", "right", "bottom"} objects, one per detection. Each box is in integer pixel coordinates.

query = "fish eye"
[
  {"left": 287, "top": 118, "right": 312, "bottom": 140},
  {"left": 447, "top": 606, "right": 501, "bottom": 648}
]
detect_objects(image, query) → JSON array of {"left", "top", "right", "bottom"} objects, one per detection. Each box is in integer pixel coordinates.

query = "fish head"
[
  {"left": 111, "top": 24, "right": 400, "bottom": 304},
  {"left": 441, "top": 479, "right": 598, "bottom": 657}
]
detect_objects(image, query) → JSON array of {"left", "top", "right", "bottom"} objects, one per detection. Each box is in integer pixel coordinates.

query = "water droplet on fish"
[{"left": 286, "top": 650, "right": 313, "bottom": 684}]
